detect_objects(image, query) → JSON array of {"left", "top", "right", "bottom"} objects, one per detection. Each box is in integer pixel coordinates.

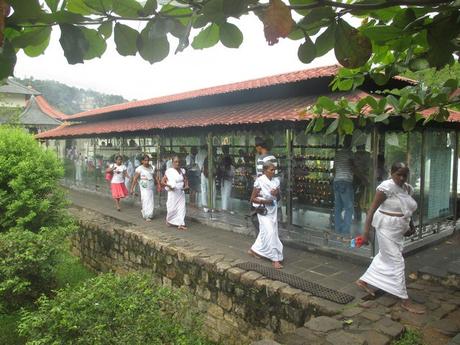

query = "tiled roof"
[
  {"left": 0, "top": 79, "right": 40, "bottom": 95},
  {"left": 68, "top": 65, "right": 340, "bottom": 120},
  {"left": 20, "top": 96, "right": 62, "bottom": 126},
  {"left": 37, "top": 92, "right": 367, "bottom": 139},
  {"left": 34, "top": 95, "right": 67, "bottom": 120}
]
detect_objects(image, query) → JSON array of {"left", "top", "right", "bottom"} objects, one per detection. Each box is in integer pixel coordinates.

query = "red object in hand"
[{"left": 355, "top": 236, "right": 364, "bottom": 248}]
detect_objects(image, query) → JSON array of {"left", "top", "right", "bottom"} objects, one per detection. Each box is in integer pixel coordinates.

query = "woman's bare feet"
[
  {"left": 178, "top": 225, "right": 188, "bottom": 231},
  {"left": 355, "top": 280, "right": 375, "bottom": 296},
  {"left": 145, "top": 218, "right": 152, "bottom": 222},
  {"left": 272, "top": 261, "right": 283, "bottom": 269},
  {"left": 401, "top": 300, "right": 426, "bottom": 314},
  {"left": 247, "top": 249, "right": 261, "bottom": 259}
]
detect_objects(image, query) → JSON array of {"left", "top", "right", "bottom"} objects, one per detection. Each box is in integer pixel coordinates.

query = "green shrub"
[
  {"left": 0, "top": 228, "right": 63, "bottom": 311},
  {"left": 0, "top": 126, "right": 68, "bottom": 233},
  {"left": 19, "top": 273, "right": 213, "bottom": 345}
]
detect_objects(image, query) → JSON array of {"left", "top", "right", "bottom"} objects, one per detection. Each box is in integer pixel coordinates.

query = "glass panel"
[
  {"left": 407, "top": 132, "right": 422, "bottom": 225},
  {"left": 94, "top": 137, "right": 123, "bottom": 195},
  {"left": 423, "top": 130, "right": 455, "bottom": 223}
]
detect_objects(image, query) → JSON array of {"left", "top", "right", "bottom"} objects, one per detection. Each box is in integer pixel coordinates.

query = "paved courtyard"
[{"left": 68, "top": 188, "right": 460, "bottom": 345}]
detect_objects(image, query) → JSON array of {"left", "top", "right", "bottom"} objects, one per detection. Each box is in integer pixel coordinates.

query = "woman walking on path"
[
  {"left": 162, "top": 156, "right": 189, "bottom": 230},
  {"left": 357, "top": 162, "right": 425, "bottom": 314},
  {"left": 248, "top": 162, "right": 283, "bottom": 269},
  {"left": 106, "top": 155, "right": 129, "bottom": 212},
  {"left": 130, "top": 154, "right": 157, "bottom": 222}
]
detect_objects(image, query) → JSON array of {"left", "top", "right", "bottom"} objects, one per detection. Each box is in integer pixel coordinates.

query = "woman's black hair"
[
  {"left": 141, "top": 154, "right": 150, "bottom": 161},
  {"left": 115, "top": 154, "right": 123, "bottom": 161},
  {"left": 172, "top": 155, "right": 181, "bottom": 162},
  {"left": 390, "top": 162, "right": 408, "bottom": 174}
]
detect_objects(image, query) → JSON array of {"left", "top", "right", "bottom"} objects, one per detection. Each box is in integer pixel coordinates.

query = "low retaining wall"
[{"left": 70, "top": 208, "right": 343, "bottom": 345}]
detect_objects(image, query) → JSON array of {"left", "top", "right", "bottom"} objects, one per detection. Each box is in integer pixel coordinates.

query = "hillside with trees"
[{"left": 13, "top": 78, "right": 128, "bottom": 115}]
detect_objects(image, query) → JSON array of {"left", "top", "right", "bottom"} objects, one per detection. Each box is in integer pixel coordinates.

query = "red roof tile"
[
  {"left": 34, "top": 95, "right": 67, "bottom": 120},
  {"left": 36, "top": 93, "right": 340, "bottom": 139},
  {"left": 68, "top": 65, "right": 340, "bottom": 120}
]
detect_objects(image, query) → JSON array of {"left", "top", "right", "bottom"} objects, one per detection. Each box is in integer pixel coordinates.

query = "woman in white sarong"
[
  {"left": 130, "top": 154, "right": 157, "bottom": 222},
  {"left": 357, "top": 162, "right": 425, "bottom": 314},
  {"left": 248, "top": 162, "right": 283, "bottom": 269},
  {"left": 161, "top": 155, "right": 188, "bottom": 230}
]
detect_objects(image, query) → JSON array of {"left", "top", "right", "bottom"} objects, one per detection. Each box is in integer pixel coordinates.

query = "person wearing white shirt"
[
  {"left": 106, "top": 155, "right": 129, "bottom": 211},
  {"left": 130, "top": 155, "right": 157, "bottom": 221}
]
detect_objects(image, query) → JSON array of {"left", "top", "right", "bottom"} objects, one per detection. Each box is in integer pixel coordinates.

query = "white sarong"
[
  {"left": 251, "top": 175, "right": 283, "bottom": 262},
  {"left": 165, "top": 168, "right": 186, "bottom": 226},
  {"left": 139, "top": 179, "right": 154, "bottom": 219},
  {"left": 136, "top": 165, "right": 155, "bottom": 219},
  {"left": 360, "top": 179, "right": 417, "bottom": 299}
]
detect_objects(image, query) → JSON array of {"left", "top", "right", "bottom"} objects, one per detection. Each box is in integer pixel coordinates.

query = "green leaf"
[
  {"left": 66, "top": 0, "right": 93, "bottom": 15},
  {"left": 297, "top": 7, "right": 335, "bottom": 34},
  {"left": 81, "top": 28, "right": 107, "bottom": 59},
  {"left": 223, "top": 0, "right": 247, "bottom": 18},
  {"left": 8, "top": 0, "right": 44, "bottom": 23},
  {"left": 202, "top": 0, "right": 225, "bottom": 23},
  {"left": 335, "top": 19, "right": 372, "bottom": 69},
  {"left": 45, "top": 10, "right": 90, "bottom": 24},
  {"left": 59, "top": 24, "right": 89, "bottom": 64},
  {"left": 313, "top": 116, "right": 324, "bottom": 132},
  {"left": 340, "top": 117, "right": 354, "bottom": 135},
  {"left": 288, "top": 28, "right": 304, "bottom": 41},
  {"left": 289, "top": 0, "right": 316, "bottom": 16},
  {"left": 393, "top": 8, "right": 416, "bottom": 29},
  {"left": 219, "top": 22, "right": 243, "bottom": 48},
  {"left": 24, "top": 35, "right": 51, "bottom": 57},
  {"left": 361, "top": 25, "right": 402, "bottom": 42},
  {"left": 191, "top": 24, "right": 220, "bottom": 49},
  {"left": 298, "top": 36, "right": 316, "bottom": 64},
  {"left": 81, "top": 0, "right": 113, "bottom": 13},
  {"left": 114, "top": 23, "right": 139, "bottom": 56},
  {"left": 0, "top": 41, "right": 17, "bottom": 80},
  {"left": 45, "top": 0, "right": 59, "bottom": 12},
  {"left": 443, "top": 78, "right": 458, "bottom": 90},
  {"left": 11, "top": 27, "right": 52, "bottom": 49},
  {"left": 370, "top": 72, "right": 389, "bottom": 86},
  {"left": 325, "top": 118, "right": 339, "bottom": 135},
  {"left": 137, "top": 27, "right": 170, "bottom": 64},
  {"left": 98, "top": 21, "right": 113, "bottom": 39},
  {"left": 160, "top": 5, "right": 193, "bottom": 26},
  {"left": 374, "top": 113, "right": 390, "bottom": 122},
  {"left": 316, "top": 96, "right": 336, "bottom": 111},
  {"left": 139, "top": 0, "right": 157, "bottom": 17},
  {"left": 315, "top": 23, "right": 335, "bottom": 57},
  {"left": 402, "top": 116, "right": 416, "bottom": 131},
  {"left": 113, "top": 0, "right": 143, "bottom": 17}
]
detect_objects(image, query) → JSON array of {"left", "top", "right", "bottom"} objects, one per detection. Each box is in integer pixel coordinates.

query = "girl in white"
[
  {"left": 357, "top": 162, "right": 425, "bottom": 314},
  {"left": 106, "top": 155, "right": 129, "bottom": 212},
  {"left": 161, "top": 155, "right": 189, "bottom": 230},
  {"left": 130, "top": 154, "right": 157, "bottom": 222},
  {"left": 248, "top": 162, "right": 283, "bottom": 269}
]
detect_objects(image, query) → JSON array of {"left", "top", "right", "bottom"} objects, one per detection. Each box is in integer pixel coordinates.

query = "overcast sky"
[{"left": 15, "top": 15, "right": 337, "bottom": 101}]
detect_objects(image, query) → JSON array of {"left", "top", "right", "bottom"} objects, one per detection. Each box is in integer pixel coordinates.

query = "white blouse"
[
  {"left": 377, "top": 179, "right": 417, "bottom": 218},
  {"left": 110, "top": 163, "right": 127, "bottom": 184}
]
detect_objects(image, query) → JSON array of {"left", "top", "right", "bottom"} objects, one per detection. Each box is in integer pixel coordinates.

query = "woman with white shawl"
[
  {"left": 161, "top": 155, "right": 188, "bottom": 230},
  {"left": 248, "top": 162, "right": 283, "bottom": 269},
  {"left": 357, "top": 162, "right": 425, "bottom": 314},
  {"left": 130, "top": 154, "right": 157, "bottom": 222}
]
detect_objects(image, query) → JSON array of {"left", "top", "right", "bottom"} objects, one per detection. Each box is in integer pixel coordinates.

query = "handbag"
[{"left": 250, "top": 204, "right": 267, "bottom": 216}]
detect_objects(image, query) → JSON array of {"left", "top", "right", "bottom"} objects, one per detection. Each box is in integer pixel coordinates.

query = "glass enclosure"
[{"left": 55, "top": 125, "right": 458, "bottom": 257}]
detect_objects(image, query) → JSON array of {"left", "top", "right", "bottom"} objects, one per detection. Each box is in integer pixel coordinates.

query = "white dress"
[
  {"left": 165, "top": 168, "right": 186, "bottom": 226},
  {"left": 360, "top": 179, "right": 417, "bottom": 299},
  {"left": 251, "top": 175, "right": 283, "bottom": 262},
  {"left": 136, "top": 165, "right": 155, "bottom": 220}
]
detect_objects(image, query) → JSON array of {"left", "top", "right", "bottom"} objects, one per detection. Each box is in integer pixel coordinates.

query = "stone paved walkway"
[{"left": 68, "top": 189, "right": 460, "bottom": 345}]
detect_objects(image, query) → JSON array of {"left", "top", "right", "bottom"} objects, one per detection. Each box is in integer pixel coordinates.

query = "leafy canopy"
[{"left": 1, "top": 0, "right": 459, "bottom": 133}]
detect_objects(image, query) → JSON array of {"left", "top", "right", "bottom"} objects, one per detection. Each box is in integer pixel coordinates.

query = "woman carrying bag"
[{"left": 248, "top": 162, "right": 283, "bottom": 269}]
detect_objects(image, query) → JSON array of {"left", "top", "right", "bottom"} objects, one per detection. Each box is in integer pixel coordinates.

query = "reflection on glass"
[{"left": 423, "top": 130, "right": 455, "bottom": 222}]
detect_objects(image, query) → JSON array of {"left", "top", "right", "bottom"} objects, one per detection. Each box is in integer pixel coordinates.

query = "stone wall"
[{"left": 70, "top": 208, "right": 342, "bottom": 345}]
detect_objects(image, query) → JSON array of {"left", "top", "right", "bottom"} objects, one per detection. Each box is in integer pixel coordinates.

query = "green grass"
[
  {"left": 392, "top": 330, "right": 424, "bottom": 345},
  {"left": 55, "top": 249, "right": 96, "bottom": 288},
  {"left": 0, "top": 249, "right": 95, "bottom": 345}
]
